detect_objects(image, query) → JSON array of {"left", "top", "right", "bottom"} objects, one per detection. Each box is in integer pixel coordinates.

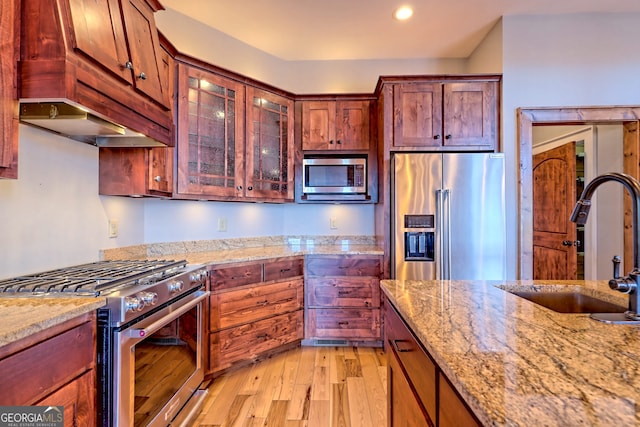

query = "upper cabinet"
[
  {"left": 302, "top": 99, "right": 371, "bottom": 151},
  {"left": 175, "top": 63, "right": 245, "bottom": 199},
  {"left": 245, "top": 87, "right": 294, "bottom": 201},
  {"left": 174, "top": 61, "right": 294, "bottom": 202},
  {"left": 391, "top": 77, "right": 499, "bottom": 151},
  {"left": 19, "top": 0, "right": 174, "bottom": 145},
  {"left": 0, "top": 0, "right": 18, "bottom": 179}
]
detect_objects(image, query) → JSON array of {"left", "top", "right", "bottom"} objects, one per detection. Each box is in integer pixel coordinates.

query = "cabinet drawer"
[
  {"left": 384, "top": 298, "right": 437, "bottom": 422},
  {"left": 210, "top": 310, "right": 303, "bottom": 373},
  {"left": 307, "top": 277, "right": 380, "bottom": 308},
  {"left": 0, "top": 317, "right": 95, "bottom": 405},
  {"left": 305, "top": 255, "right": 381, "bottom": 277},
  {"left": 210, "top": 279, "right": 303, "bottom": 330},
  {"left": 306, "top": 308, "right": 380, "bottom": 339},
  {"left": 209, "top": 263, "right": 262, "bottom": 291},
  {"left": 264, "top": 257, "right": 303, "bottom": 282}
]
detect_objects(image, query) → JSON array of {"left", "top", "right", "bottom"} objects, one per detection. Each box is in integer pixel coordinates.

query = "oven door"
[{"left": 113, "top": 289, "right": 209, "bottom": 427}]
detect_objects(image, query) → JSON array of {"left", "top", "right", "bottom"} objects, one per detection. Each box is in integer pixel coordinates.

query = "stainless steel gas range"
[{"left": 0, "top": 259, "right": 210, "bottom": 427}]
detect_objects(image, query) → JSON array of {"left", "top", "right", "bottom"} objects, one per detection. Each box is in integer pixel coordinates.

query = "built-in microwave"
[{"left": 302, "top": 156, "right": 367, "bottom": 194}]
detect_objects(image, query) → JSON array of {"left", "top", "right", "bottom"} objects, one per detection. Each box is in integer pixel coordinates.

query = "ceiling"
[{"left": 160, "top": 0, "right": 640, "bottom": 61}]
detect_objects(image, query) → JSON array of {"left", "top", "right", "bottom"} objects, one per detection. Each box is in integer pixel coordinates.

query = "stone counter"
[
  {"left": 0, "top": 297, "right": 106, "bottom": 347},
  {"left": 380, "top": 279, "right": 640, "bottom": 426}
]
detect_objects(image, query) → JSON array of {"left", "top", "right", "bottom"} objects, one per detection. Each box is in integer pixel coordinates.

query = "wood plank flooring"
[{"left": 190, "top": 346, "right": 387, "bottom": 427}]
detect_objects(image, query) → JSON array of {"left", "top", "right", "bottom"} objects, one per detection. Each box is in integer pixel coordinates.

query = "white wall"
[
  {"left": 498, "top": 12, "right": 640, "bottom": 279},
  {"left": 0, "top": 126, "right": 144, "bottom": 278}
]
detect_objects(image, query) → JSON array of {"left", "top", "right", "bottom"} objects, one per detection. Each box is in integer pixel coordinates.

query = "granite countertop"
[
  {"left": 0, "top": 297, "right": 106, "bottom": 347},
  {"left": 380, "top": 279, "right": 640, "bottom": 426}
]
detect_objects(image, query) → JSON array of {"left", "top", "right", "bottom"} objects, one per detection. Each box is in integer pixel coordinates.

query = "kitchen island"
[{"left": 380, "top": 279, "right": 640, "bottom": 426}]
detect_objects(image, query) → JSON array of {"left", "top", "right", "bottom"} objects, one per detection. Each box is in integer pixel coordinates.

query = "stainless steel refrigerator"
[{"left": 392, "top": 153, "right": 506, "bottom": 280}]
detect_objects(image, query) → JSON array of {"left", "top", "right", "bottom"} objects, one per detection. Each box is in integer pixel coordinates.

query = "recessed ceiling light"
[{"left": 393, "top": 5, "right": 413, "bottom": 21}]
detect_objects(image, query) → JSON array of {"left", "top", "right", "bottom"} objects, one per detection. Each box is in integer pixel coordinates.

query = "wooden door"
[
  {"left": 302, "top": 101, "right": 336, "bottom": 150},
  {"left": 176, "top": 64, "right": 245, "bottom": 198},
  {"left": 0, "top": 0, "right": 18, "bottom": 178},
  {"left": 533, "top": 141, "right": 577, "bottom": 279},
  {"left": 443, "top": 81, "right": 496, "bottom": 148},
  {"left": 336, "top": 100, "right": 370, "bottom": 150},
  {"left": 393, "top": 83, "right": 442, "bottom": 147},
  {"left": 120, "top": 0, "right": 169, "bottom": 107},
  {"left": 245, "top": 87, "right": 294, "bottom": 201},
  {"left": 67, "top": 0, "right": 132, "bottom": 84}
]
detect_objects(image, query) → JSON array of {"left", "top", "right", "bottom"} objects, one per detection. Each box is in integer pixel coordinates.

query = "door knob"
[{"left": 562, "top": 240, "right": 572, "bottom": 246}]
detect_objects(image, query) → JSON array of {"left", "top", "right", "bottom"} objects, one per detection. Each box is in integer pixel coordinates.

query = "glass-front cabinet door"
[
  {"left": 245, "top": 87, "right": 294, "bottom": 201},
  {"left": 176, "top": 63, "right": 245, "bottom": 198}
]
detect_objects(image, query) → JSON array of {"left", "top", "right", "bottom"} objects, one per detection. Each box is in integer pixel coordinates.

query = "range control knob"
[
  {"left": 138, "top": 291, "right": 158, "bottom": 306},
  {"left": 168, "top": 280, "right": 184, "bottom": 294},
  {"left": 189, "top": 269, "right": 207, "bottom": 283},
  {"left": 124, "top": 296, "right": 144, "bottom": 312}
]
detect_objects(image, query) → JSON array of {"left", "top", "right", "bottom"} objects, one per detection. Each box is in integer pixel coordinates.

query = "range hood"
[{"left": 19, "top": 102, "right": 167, "bottom": 147}]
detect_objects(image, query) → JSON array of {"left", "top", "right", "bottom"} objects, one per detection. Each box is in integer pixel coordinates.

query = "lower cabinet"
[
  {"left": 304, "top": 255, "right": 382, "bottom": 345},
  {"left": 207, "top": 257, "right": 304, "bottom": 376},
  {"left": 383, "top": 295, "right": 480, "bottom": 427},
  {"left": 0, "top": 312, "right": 96, "bottom": 427}
]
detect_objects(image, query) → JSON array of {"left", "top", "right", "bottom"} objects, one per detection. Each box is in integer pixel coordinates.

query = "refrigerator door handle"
[
  {"left": 436, "top": 189, "right": 444, "bottom": 280},
  {"left": 443, "top": 188, "right": 451, "bottom": 280}
]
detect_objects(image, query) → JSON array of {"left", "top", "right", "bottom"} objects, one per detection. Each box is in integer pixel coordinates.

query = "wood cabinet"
[
  {"left": 0, "top": 312, "right": 96, "bottom": 426},
  {"left": 207, "top": 257, "right": 304, "bottom": 375},
  {"left": 20, "top": 0, "right": 174, "bottom": 145},
  {"left": 302, "top": 99, "right": 371, "bottom": 150},
  {"left": 99, "top": 147, "right": 173, "bottom": 196},
  {"left": 383, "top": 296, "right": 480, "bottom": 427},
  {"left": 175, "top": 62, "right": 294, "bottom": 202},
  {"left": 392, "top": 78, "right": 499, "bottom": 151},
  {"left": 0, "top": 0, "right": 19, "bottom": 179},
  {"left": 304, "top": 255, "right": 382, "bottom": 345},
  {"left": 245, "top": 87, "right": 295, "bottom": 201}
]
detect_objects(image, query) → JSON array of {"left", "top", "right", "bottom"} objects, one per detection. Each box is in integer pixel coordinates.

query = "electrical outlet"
[
  {"left": 108, "top": 219, "right": 118, "bottom": 238},
  {"left": 218, "top": 217, "right": 228, "bottom": 232},
  {"left": 330, "top": 217, "right": 338, "bottom": 229}
]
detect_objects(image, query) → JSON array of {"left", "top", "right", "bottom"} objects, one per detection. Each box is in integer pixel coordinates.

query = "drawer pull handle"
[
  {"left": 231, "top": 275, "right": 249, "bottom": 280},
  {"left": 338, "top": 321, "right": 349, "bottom": 326},
  {"left": 338, "top": 290, "right": 350, "bottom": 296},
  {"left": 256, "top": 300, "right": 269, "bottom": 306},
  {"left": 392, "top": 339, "right": 413, "bottom": 353},
  {"left": 280, "top": 268, "right": 291, "bottom": 273},
  {"left": 257, "top": 334, "right": 268, "bottom": 339}
]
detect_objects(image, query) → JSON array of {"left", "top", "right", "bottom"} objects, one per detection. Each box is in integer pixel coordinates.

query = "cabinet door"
[
  {"left": 176, "top": 64, "right": 245, "bottom": 198},
  {"left": 442, "top": 81, "right": 497, "bottom": 148},
  {"left": 67, "top": 0, "right": 132, "bottom": 84},
  {"left": 245, "top": 87, "right": 294, "bottom": 201},
  {"left": 148, "top": 147, "right": 173, "bottom": 193},
  {"left": 302, "top": 101, "right": 336, "bottom": 150},
  {"left": 388, "top": 349, "right": 433, "bottom": 427},
  {"left": 0, "top": 0, "right": 18, "bottom": 178},
  {"left": 120, "top": 0, "right": 170, "bottom": 107},
  {"left": 336, "top": 100, "right": 370, "bottom": 150},
  {"left": 393, "top": 83, "right": 442, "bottom": 148},
  {"left": 37, "top": 371, "right": 96, "bottom": 427},
  {"left": 438, "top": 375, "right": 481, "bottom": 427}
]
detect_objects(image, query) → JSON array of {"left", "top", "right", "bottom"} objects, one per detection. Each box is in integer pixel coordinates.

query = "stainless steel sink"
[
  {"left": 507, "top": 290, "right": 627, "bottom": 314},
  {"left": 495, "top": 284, "right": 627, "bottom": 314}
]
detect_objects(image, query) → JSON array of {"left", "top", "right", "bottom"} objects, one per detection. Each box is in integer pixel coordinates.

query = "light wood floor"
[{"left": 190, "top": 345, "right": 388, "bottom": 427}]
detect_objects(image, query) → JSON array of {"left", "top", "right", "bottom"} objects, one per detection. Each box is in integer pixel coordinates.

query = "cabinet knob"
[
  {"left": 329, "top": 140, "right": 334, "bottom": 144},
  {"left": 336, "top": 140, "right": 342, "bottom": 144},
  {"left": 445, "top": 134, "right": 452, "bottom": 139},
  {"left": 137, "top": 72, "right": 147, "bottom": 81},
  {"left": 153, "top": 175, "right": 162, "bottom": 182},
  {"left": 124, "top": 61, "right": 133, "bottom": 70},
  {"left": 237, "top": 185, "right": 243, "bottom": 190},
  {"left": 247, "top": 186, "right": 253, "bottom": 191},
  {"left": 433, "top": 135, "right": 441, "bottom": 140}
]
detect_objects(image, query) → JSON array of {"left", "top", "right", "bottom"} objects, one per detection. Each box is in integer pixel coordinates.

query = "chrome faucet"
[{"left": 570, "top": 172, "right": 640, "bottom": 321}]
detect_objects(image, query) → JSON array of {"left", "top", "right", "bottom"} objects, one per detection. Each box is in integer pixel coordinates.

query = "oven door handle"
[{"left": 126, "top": 291, "right": 209, "bottom": 340}]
